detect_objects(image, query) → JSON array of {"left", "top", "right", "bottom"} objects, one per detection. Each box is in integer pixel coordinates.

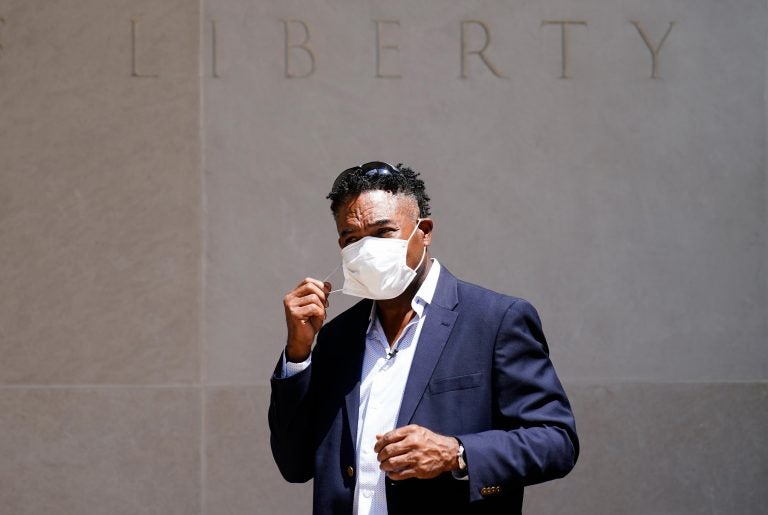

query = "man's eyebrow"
[
  {"left": 339, "top": 218, "right": 395, "bottom": 237},
  {"left": 369, "top": 218, "right": 395, "bottom": 227}
]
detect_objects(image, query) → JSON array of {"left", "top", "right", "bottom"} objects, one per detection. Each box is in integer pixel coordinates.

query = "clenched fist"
[
  {"left": 283, "top": 277, "right": 331, "bottom": 362},
  {"left": 374, "top": 424, "right": 461, "bottom": 480}
]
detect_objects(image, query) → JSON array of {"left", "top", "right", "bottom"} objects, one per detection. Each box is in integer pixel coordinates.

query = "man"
[{"left": 269, "top": 162, "right": 578, "bottom": 514}]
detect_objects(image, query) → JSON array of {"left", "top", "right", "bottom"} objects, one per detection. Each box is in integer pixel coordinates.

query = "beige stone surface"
[
  {"left": 203, "top": 0, "right": 767, "bottom": 385},
  {"left": 0, "top": 0, "right": 201, "bottom": 384},
  {"left": 524, "top": 382, "right": 768, "bottom": 514},
  {"left": 0, "top": 387, "right": 201, "bottom": 515},
  {"left": 0, "top": 0, "right": 765, "bottom": 513},
  {"left": 205, "top": 386, "right": 312, "bottom": 515}
]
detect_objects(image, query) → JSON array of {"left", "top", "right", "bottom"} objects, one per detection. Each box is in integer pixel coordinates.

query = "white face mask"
[{"left": 339, "top": 219, "right": 426, "bottom": 300}]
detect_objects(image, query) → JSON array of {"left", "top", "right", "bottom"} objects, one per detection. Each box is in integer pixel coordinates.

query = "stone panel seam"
[
  {"left": 560, "top": 379, "right": 768, "bottom": 385},
  {"left": 2, "top": 381, "right": 764, "bottom": 392},
  {"left": 0, "top": 384, "right": 204, "bottom": 389},
  {"left": 199, "top": 0, "right": 208, "bottom": 513},
  {"left": 4, "top": 381, "right": 764, "bottom": 389}
]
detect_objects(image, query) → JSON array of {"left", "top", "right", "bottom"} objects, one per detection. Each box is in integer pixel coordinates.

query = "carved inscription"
[
  {"left": 374, "top": 20, "right": 401, "bottom": 79},
  {"left": 460, "top": 20, "right": 507, "bottom": 79},
  {"left": 541, "top": 20, "right": 588, "bottom": 79},
  {"left": 130, "top": 18, "right": 159, "bottom": 78},
  {"left": 113, "top": 16, "right": 679, "bottom": 81},
  {"left": 631, "top": 21, "right": 675, "bottom": 79},
  {"left": 211, "top": 19, "right": 221, "bottom": 78},
  {"left": 282, "top": 19, "right": 315, "bottom": 78}
]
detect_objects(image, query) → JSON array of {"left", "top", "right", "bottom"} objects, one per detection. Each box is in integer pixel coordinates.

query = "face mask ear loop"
[
  {"left": 412, "top": 243, "right": 427, "bottom": 273},
  {"left": 322, "top": 264, "right": 344, "bottom": 295},
  {"left": 408, "top": 218, "right": 424, "bottom": 241},
  {"left": 410, "top": 218, "right": 427, "bottom": 273},
  {"left": 322, "top": 263, "right": 340, "bottom": 283}
]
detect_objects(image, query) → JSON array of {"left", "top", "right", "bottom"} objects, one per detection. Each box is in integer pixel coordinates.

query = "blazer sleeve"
[
  {"left": 268, "top": 355, "right": 315, "bottom": 483},
  {"left": 457, "top": 299, "right": 579, "bottom": 502}
]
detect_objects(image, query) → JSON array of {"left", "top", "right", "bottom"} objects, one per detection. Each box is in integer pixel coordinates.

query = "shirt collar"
[{"left": 366, "top": 259, "right": 442, "bottom": 333}]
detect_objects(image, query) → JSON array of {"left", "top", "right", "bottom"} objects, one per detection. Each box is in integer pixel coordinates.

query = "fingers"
[
  {"left": 283, "top": 278, "right": 332, "bottom": 360},
  {"left": 374, "top": 426, "right": 411, "bottom": 453},
  {"left": 381, "top": 465, "right": 418, "bottom": 481},
  {"left": 374, "top": 425, "right": 456, "bottom": 480},
  {"left": 375, "top": 426, "right": 416, "bottom": 469},
  {"left": 376, "top": 437, "right": 413, "bottom": 479},
  {"left": 284, "top": 280, "right": 331, "bottom": 318},
  {"left": 295, "top": 276, "right": 328, "bottom": 290},
  {"left": 290, "top": 279, "right": 331, "bottom": 307}
]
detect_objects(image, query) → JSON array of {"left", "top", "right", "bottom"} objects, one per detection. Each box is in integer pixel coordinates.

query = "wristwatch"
[{"left": 457, "top": 443, "right": 467, "bottom": 472}]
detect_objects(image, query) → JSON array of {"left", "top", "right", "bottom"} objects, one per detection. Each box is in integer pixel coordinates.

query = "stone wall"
[{"left": 0, "top": 0, "right": 765, "bottom": 513}]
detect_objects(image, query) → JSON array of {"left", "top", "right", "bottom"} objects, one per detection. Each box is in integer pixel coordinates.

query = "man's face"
[{"left": 334, "top": 190, "right": 432, "bottom": 271}]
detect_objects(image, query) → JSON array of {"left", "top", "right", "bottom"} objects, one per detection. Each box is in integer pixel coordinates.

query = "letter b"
[{"left": 282, "top": 19, "right": 315, "bottom": 79}]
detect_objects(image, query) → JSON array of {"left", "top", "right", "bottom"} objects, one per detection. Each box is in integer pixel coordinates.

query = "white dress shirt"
[{"left": 282, "top": 260, "right": 442, "bottom": 515}]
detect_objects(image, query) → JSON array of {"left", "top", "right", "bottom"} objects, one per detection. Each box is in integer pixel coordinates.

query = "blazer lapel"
[{"left": 396, "top": 268, "right": 459, "bottom": 427}]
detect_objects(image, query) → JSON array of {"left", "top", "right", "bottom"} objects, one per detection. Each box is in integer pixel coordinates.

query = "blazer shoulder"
[
  {"left": 453, "top": 277, "right": 548, "bottom": 353},
  {"left": 455, "top": 277, "right": 536, "bottom": 315}
]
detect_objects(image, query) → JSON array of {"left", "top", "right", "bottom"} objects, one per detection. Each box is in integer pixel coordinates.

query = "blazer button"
[{"left": 346, "top": 466, "right": 354, "bottom": 478}]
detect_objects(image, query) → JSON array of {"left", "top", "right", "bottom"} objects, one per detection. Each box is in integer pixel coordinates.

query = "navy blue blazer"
[{"left": 269, "top": 267, "right": 578, "bottom": 514}]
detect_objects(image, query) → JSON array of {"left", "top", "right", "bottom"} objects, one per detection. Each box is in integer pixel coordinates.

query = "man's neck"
[{"left": 375, "top": 258, "right": 432, "bottom": 346}]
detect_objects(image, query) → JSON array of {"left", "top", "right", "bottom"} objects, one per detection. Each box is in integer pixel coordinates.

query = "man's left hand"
[{"left": 374, "top": 424, "right": 460, "bottom": 480}]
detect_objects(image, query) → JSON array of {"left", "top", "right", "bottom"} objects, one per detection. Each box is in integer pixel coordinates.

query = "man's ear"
[{"left": 419, "top": 218, "right": 434, "bottom": 246}]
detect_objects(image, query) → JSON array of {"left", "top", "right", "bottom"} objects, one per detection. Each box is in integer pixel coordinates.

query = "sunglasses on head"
[{"left": 332, "top": 161, "right": 400, "bottom": 191}]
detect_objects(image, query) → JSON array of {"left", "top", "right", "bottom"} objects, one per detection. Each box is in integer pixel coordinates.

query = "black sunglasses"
[{"left": 331, "top": 161, "right": 400, "bottom": 191}]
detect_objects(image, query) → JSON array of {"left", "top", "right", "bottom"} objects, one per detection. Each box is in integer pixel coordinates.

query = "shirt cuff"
[
  {"left": 281, "top": 350, "right": 311, "bottom": 378},
  {"left": 451, "top": 438, "right": 469, "bottom": 480},
  {"left": 451, "top": 469, "right": 470, "bottom": 480}
]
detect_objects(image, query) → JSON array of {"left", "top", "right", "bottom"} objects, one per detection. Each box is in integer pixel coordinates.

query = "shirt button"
[
  {"left": 346, "top": 466, "right": 354, "bottom": 478},
  {"left": 362, "top": 489, "right": 373, "bottom": 498}
]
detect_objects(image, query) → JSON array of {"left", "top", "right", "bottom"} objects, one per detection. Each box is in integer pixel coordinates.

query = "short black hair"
[{"left": 326, "top": 162, "right": 431, "bottom": 217}]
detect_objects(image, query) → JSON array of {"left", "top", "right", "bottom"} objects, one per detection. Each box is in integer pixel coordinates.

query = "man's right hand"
[{"left": 283, "top": 278, "right": 331, "bottom": 362}]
